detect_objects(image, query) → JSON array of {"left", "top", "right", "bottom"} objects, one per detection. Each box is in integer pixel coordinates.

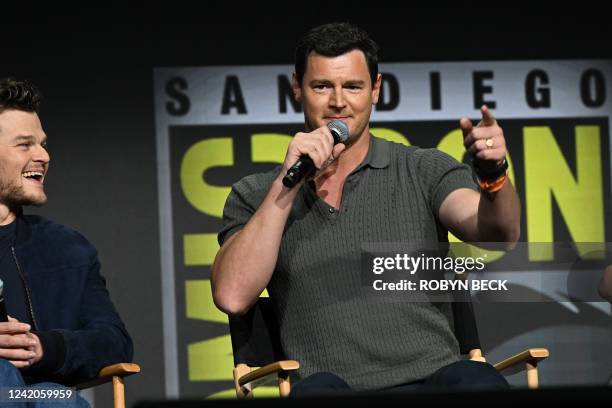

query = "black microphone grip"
[
  {"left": 0, "top": 298, "right": 7, "bottom": 322},
  {"left": 0, "top": 279, "right": 7, "bottom": 322},
  {"left": 282, "top": 155, "right": 315, "bottom": 188}
]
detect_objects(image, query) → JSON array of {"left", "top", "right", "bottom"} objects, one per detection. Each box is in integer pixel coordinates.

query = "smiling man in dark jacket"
[{"left": 0, "top": 77, "right": 132, "bottom": 406}]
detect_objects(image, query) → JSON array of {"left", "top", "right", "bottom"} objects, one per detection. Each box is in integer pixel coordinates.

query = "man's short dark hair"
[
  {"left": 0, "top": 77, "right": 42, "bottom": 113},
  {"left": 294, "top": 22, "right": 379, "bottom": 87}
]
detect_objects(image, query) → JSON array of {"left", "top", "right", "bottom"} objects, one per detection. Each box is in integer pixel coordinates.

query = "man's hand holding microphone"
[{"left": 281, "top": 120, "right": 349, "bottom": 188}]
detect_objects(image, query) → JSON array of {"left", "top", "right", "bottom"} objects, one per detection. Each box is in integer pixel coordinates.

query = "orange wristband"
[{"left": 479, "top": 171, "right": 508, "bottom": 193}]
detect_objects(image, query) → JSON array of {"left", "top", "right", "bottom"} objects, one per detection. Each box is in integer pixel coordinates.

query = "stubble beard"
[{"left": 0, "top": 180, "right": 47, "bottom": 208}]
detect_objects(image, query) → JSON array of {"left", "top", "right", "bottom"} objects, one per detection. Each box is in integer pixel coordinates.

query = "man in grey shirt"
[{"left": 213, "top": 23, "right": 520, "bottom": 394}]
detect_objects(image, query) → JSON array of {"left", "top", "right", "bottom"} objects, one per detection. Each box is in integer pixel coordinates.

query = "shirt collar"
[{"left": 354, "top": 134, "right": 390, "bottom": 172}]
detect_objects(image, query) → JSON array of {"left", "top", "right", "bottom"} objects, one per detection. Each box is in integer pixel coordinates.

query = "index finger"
[
  {"left": 0, "top": 321, "right": 31, "bottom": 334},
  {"left": 316, "top": 125, "right": 335, "bottom": 146},
  {"left": 480, "top": 105, "right": 497, "bottom": 126}
]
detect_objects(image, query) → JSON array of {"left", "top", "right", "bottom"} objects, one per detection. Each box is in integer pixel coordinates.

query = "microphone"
[
  {"left": 282, "top": 120, "right": 349, "bottom": 188},
  {"left": 0, "top": 279, "right": 8, "bottom": 322}
]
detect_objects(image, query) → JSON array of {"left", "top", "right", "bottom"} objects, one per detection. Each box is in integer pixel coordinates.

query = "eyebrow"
[
  {"left": 309, "top": 79, "right": 332, "bottom": 86},
  {"left": 308, "top": 79, "right": 367, "bottom": 86},
  {"left": 11, "top": 135, "right": 47, "bottom": 144}
]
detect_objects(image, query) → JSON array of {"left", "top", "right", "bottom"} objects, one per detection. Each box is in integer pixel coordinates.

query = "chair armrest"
[
  {"left": 98, "top": 363, "right": 141, "bottom": 378},
  {"left": 76, "top": 363, "right": 141, "bottom": 390},
  {"left": 238, "top": 360, "right": 299, "bottom": 390},
  {"left": 493, "top": 348, "right": 549, "bottom": 373}
]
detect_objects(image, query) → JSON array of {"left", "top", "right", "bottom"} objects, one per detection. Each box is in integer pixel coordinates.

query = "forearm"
[
  {"left": 50, "top": 260, "right": 134, "bottom": 382},
  {"left": 477, "top": 180, "right": 521, "bottom": 243},
  {"left": 53, "top": 324, "right": 132, "bottom": 382},
  {"left": 212, "top": 176, "right": 299, "bottom": 315}
]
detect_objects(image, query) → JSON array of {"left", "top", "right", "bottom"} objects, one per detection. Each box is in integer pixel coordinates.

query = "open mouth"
[{"left": 22, "top": 171, "right": 44, "bottom": 183}]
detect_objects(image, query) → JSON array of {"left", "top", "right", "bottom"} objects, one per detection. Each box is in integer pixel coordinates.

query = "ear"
[
  {"left": 371, "top": 73, "right": 382, "bottom": 105},
  {"left": 292, "top": 71, "right": 302, "bottom": 103}
]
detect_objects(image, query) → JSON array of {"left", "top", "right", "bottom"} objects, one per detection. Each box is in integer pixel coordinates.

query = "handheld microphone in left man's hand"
[
  {"left": 0, "top": 279, "right": 8, "bottom": 322},
  {"left": 282, "top": 120, "right": 349, "bottom": 188}
]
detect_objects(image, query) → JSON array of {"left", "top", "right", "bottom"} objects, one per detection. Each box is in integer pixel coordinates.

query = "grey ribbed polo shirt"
[{"left": 219, "top": 136, "right": 479, "bottom": 390}]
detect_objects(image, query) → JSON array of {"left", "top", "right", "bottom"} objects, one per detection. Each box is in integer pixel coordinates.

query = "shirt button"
[{"left": 329, "top": 208, "right": 335, "bottom": 214}]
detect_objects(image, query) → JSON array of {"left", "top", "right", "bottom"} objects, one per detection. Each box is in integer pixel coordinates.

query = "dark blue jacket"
[{"left": 13, "top": 213, "right": 133, "bottom": 384}]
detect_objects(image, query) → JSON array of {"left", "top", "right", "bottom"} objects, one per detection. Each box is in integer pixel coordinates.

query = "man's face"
[
  {"left": 293, "top": 49, "right": 382, "bottom": 143},
  {"left": 0, "top": 109, "right": 50, "bottom": 208}
]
